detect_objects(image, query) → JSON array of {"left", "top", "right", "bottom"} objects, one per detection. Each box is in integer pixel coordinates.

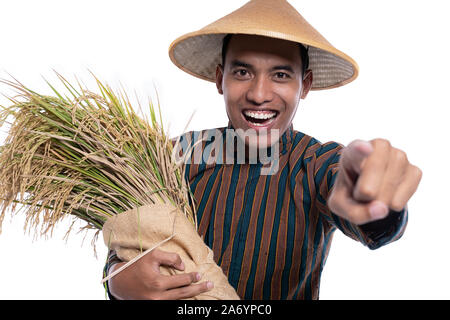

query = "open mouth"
[{"left": 242, "top": 109, "right": 279, "bottom": 127}]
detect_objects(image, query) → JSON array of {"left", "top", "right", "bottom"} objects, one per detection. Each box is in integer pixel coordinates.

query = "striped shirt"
[{"left": 104, "top": 122, "right": 408, "bottom": 300}]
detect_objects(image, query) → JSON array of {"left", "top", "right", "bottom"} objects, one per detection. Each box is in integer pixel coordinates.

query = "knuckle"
[
  {"left": 149, "top": 278, "right": 164, "bottom": 290},
  {"left": 190, "top": 272, "right": 199, "bottom": 283},
  {"left": 169, "top": 252, "right": 181, "bottom": 264},
  {"left": 413, "top": 165, "right": 423, "bottom": 180},
  {"left": 174, "top": 254, "right": 183, "bottom": 265},
  {"left": 147, "top": 248, "right": 160, "bottom": 260},
  {"left": 350, "top": 139, "right": 362, "bottom": 147},
  {"left": 357, "top": 184, "right": 377, "bottom": 199},
  {"left": 177, "top": 286, "right": 190, "bottom": 297},
  {"left": 394, "top": 149, "right": 408, "bottom": 164},
  {"left": 181, "top": 273, "right": 194, "bottom": 285},
  {"left": 373, "top": 138, "right": 391, "bottom": 149}
]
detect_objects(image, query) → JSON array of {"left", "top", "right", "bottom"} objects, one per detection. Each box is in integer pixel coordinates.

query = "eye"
[
  {"left": 233, "top": 69, "right": 250, "bottom": 79},
  {"left": 274, "top": 72, "right": 290, "bottom": 80}
]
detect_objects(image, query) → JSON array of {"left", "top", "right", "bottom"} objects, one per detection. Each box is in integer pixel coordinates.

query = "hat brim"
[{"left": 169, "top": 31, "right": 359, "bottom": 90}]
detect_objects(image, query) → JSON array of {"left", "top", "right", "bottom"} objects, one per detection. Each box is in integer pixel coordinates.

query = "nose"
[{"left": 246, "top": 75, "right": 274, "bottom": 105}]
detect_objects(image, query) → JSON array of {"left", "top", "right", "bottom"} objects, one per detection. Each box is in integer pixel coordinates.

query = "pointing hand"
[{"left": 327, "top": 139, "right": 422, "bottom": 225}]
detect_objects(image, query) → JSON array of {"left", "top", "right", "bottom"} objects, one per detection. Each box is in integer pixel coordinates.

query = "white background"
[{"left": 0, "top": 0, "right": 448, "bottom": 299}]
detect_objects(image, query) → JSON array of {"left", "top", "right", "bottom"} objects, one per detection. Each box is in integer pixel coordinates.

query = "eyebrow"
[
  {"left": 270, "top": 65, "right": 295, "bottom": 73},
  {"left": 230, "top": 60, "right": 252, "bottom": 69},
  {"left": 229, "top": 60, "right": 296, "bottom": 73}
]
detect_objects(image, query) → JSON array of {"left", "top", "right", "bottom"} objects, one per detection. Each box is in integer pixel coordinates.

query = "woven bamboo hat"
[{"left": 169, "top": 0, "right": 359, "bottom": 90}]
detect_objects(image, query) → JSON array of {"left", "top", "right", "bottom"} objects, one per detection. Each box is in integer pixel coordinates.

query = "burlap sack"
[{"left": 102, "top": 203, "right": 240, "bottom": 300}]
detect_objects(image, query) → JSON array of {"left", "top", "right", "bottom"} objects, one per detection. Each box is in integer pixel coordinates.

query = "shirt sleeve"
[
  {"left": 312, "top": 140, "right": 408, "bottom": 250},
  {"left": 102, "top": 249, "right": 121, "bottom": 300}
]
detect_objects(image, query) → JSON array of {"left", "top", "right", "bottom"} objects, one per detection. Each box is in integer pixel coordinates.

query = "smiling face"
[{"left": 216, "top": 34, "right": 313, "bottom": 148}]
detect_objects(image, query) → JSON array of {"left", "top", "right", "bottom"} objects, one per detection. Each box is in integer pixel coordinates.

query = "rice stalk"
[{"left": 0, "top": 72, "right": 196, "bottom": 244}]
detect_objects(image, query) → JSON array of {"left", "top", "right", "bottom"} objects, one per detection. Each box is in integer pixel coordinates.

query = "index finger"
[
  {"left": 340, "top": 139, "right": 374, "bottom": 177},
  {"left": 353, "top": 139, "right": 390, "bottom": 202}
]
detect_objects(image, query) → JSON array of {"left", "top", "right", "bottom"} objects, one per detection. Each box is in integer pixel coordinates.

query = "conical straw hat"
[{"left": 169, "top": 0, "right": 359, "bottom": 90}]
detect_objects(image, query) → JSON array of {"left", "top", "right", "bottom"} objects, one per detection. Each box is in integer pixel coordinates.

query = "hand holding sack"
[{"left": 102, "top": 202, "right": 239, "bottom": 300}]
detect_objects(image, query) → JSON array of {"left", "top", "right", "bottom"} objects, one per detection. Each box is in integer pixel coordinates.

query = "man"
[{"left": 103, "top": 0, "right": 422, "bottom": 299}]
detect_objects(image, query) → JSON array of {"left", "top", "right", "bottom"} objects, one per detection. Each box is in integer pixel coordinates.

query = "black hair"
[{"left": 221, "top": 34, "right": 310, "bottom": 76}]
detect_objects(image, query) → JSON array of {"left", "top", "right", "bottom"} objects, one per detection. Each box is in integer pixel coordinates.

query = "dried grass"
[{"left": 0, "top": 72, "right": 196, "bottom": 244}]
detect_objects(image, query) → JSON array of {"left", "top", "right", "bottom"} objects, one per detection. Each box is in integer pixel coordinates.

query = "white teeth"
[{"left": 243, "top": 110, "right": 277, "bottom": 120}]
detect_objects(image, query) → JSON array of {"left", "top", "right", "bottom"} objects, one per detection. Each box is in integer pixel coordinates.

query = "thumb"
[{"left": 341, "top": 140, "right": 374, "bottom": 178}]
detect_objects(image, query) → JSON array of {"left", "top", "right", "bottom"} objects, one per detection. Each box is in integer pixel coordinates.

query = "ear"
[
  {"left": 216, "top": 64, "right": 224, "bottom": 95},
  {"left": 300, "top": 69, "right": 313, "bottom": 99}
]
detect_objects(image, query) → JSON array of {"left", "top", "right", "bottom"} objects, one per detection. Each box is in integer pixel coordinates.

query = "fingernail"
[
  {"left": 196, "top": 273, "right": 202, "bottom": 281},
  {"left": 369, "top": 202, "right": 389, "bottom": 219},
  {"left": 207, "top": 281, "right": 214, "bottom": 290},
  {"left": 179, "top": 262, "right": 185, "bottom": 270}
]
